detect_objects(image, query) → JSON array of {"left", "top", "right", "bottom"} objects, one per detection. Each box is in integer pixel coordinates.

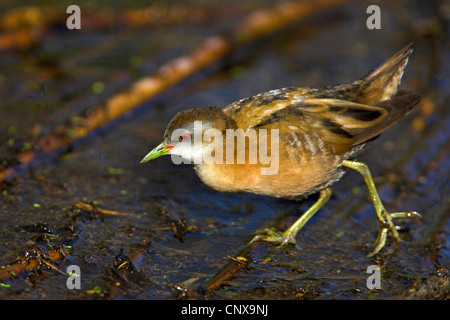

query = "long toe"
[{"left": 367, "top": 210, "right": 421, "bottom": 257}]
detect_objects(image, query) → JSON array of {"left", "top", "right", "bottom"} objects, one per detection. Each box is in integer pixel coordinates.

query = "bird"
[{"left": 140, "top": 43, "right": 421, "bottom": 257}]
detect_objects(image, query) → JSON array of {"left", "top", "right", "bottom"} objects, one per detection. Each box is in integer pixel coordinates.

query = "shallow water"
[{"left": 0, "top": 0, "right": 448, "bottom": 299}]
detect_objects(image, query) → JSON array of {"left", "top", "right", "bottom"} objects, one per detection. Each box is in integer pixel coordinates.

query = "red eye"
[{"left": 179, "top": 133, "right": 190, "bottom": 142}]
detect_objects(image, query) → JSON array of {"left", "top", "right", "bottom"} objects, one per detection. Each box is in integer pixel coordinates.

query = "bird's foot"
[
  {"left": 250, "top": 228, "right": 297, "bottom": 247},
  {"left": 248, "top": 188, "right": 332, "bottom": 249},
  {"left": 368, "top": 210, "right": 421, "bottom": 257}
]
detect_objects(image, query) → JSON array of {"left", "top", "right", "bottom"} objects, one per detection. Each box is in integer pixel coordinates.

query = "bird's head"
[{"left": 140, "top": 107, "right": 236, "bottom": 164}]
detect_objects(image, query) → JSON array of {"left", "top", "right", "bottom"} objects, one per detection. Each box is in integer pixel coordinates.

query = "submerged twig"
[
  {"left": 204, "top": 241, "right": 272, "bottom": 291},
  {"left": 72, "top": 201, "right": 130, "bottom": 217}
]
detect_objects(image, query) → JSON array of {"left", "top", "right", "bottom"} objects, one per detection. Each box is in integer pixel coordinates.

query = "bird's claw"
[
  {"left": 367, "top": 210, "right": 422, "bottom": 257},
  {"left": 250, "top": 228, "right": 296, "bottom": 247}
]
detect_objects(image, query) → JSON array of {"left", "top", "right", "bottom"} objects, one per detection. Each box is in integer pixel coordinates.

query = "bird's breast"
[{"left": 193, "top": 152, "right": 344, "bottom": 199}]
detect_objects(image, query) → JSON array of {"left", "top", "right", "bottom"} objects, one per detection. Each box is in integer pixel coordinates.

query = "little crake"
[{"left": 141, "top": 44, "right": 421, "bottom": 257}]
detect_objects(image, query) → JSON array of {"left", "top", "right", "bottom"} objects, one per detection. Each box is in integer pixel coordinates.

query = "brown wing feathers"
[{"left": 249, "top": 43, "right": 420, "bottom": 154}]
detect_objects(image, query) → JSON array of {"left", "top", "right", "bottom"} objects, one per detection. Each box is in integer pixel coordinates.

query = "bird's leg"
[
  {"left": 250, "top": 187, "right": 332, "bottom": 246},
  {"left": 342, "top": 160, "right": 421, "bottom": 257}
]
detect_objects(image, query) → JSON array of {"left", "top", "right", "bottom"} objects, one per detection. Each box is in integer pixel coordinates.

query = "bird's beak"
[{"left": 140, "top": 143, "right": 173, "bottom": 163}]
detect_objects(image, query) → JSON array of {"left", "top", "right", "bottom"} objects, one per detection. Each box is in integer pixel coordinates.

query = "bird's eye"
[{"left": 179, "top": 133, "right": 190, "bottom": 142}]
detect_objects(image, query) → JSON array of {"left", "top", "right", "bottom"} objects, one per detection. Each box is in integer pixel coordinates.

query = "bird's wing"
[
  {"left": 251, "top": 97, "right": 389, "bottom": 156},
  {"left": 296, "top": 98, "right": 388, "bottom": 141},
  {"left": 296, "top": 90, "right": 420, "bottom": 145},
  {"left": 223, "top": 87, "right": 315, "bottom": 129}
]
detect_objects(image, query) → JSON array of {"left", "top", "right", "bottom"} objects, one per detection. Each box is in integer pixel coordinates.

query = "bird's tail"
[{"left": 356, "top": 43, "right": 414, "bottom": 104}]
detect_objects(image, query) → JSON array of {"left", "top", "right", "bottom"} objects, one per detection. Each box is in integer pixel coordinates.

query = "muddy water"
[{"left": 0, "top": 1, "right": 448, "bottom": 299}]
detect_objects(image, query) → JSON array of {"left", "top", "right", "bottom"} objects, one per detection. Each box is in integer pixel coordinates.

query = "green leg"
[
  {"left": 342, "top": 160, "right": 421, "bottom": 257},
  {"left": 251, "top": 188, "right": 332, "bottom": 246}
]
